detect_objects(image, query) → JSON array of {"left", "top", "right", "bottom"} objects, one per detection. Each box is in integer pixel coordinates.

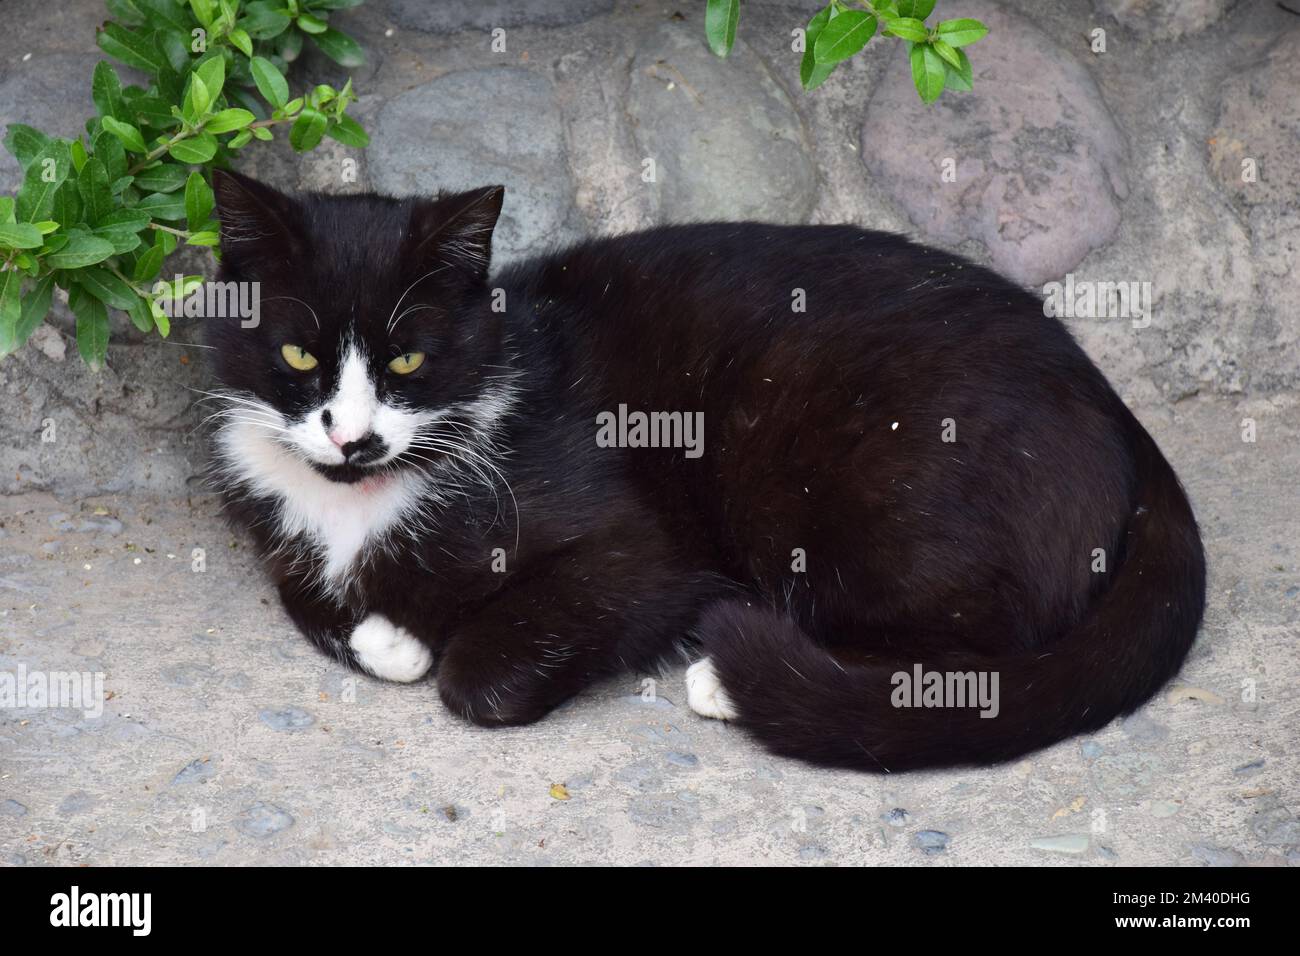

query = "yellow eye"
[
  {"left": 387, "top": 352, "right": 425, "bottom": 375},
  {"left": 280, "top": 344, "right": 318, "bottom": 372}
]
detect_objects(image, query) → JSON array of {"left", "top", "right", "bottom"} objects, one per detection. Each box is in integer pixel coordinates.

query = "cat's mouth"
[{"left": 310, "top": 461, "right": 395, "bottom": 485}]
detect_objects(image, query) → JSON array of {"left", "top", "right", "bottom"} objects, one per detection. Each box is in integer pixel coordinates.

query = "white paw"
[
  {"left": 349, "top": 614, "right": 433, "bottom": 683},
  {"left": 686, "top": 657, "right": 738, "bottom": 721}
]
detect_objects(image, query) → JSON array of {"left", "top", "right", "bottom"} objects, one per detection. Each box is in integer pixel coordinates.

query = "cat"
[{"left": 203, "top": 169, "right": 1205, "bottom": 772}]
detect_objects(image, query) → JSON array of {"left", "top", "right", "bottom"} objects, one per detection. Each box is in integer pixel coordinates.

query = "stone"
[
  {"left": 1096, "top": 0, "right": 1239, "bottom": 40},
  {"left": 259, "top": 707, "right": 316, "bottom": 731},
  {"left": 369, "top": 67, "right": 581, "bottom": 265},
  {"left": 913, "top": 829, "right": 950, "bottom": 854},
  {"left": 235, "top": 802, "right": 295, "bottom": 838},
  {"left": 1030, "top": 833, "right": 1090, "bottom": 854},
  {"left": 627, "top": 20, "right": 817, "bottom": 225},
  {"left": 387, "top": 0, "right": 614, "bottom": 35},
  {"left": 860, "top": 1, "right": 1128, "bottom": 286}
]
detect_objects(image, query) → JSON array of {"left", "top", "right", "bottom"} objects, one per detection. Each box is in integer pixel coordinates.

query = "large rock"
[
  {"left": 386, "top": 0, "right": 613, "bottom": 34},
  {"left": 368, "top": 67, "right": 582, "bottom": 263},
  {"left": 860, "top": 1, "right": 1129, "bottom": 287},
  {"left": 626, "top": 20, "right": 817, "bottom": 224},
  {"left": 1095, "top": 0, "right": 1240, "bottom": 40}
]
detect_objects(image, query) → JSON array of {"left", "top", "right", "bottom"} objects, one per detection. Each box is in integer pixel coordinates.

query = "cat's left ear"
[{"left": 407, "top": 185, "right": 505, "bottom": 284}]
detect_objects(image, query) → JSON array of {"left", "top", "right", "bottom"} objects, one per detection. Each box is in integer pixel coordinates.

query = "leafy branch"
[
  {"left": 0, "top": 0, "right": 371, "bottom": 368},
  {"left": 705, "top": 0, "right": 989, "bottom": 101}
]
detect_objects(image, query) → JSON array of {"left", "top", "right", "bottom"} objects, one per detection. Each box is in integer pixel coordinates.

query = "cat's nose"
[{"left": 336, "top": 433, "right": 381, "bottom": 461}]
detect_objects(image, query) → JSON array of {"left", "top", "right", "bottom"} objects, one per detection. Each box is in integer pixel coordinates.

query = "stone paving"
[{"left": 0, "top": 0, "right": 1297, "bottom": 865}]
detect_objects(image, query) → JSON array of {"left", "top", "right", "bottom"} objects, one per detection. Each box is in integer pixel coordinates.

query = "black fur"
[{"left": 205, "top": 170, "right": 1206, "bottom": 771}]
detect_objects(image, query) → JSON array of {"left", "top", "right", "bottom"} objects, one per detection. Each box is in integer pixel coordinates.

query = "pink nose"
[{"left": 328, "top": 430, "right": 349, "bottom": 448}]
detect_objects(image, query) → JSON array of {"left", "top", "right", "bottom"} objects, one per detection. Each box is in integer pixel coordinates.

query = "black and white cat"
[{"left": 204, "top": 170, "right": 1205, "bottom": 771}]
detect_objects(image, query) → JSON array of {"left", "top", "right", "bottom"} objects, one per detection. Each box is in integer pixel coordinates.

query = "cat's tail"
[{"left": 695, "top": 426, "right": 1206, "bottom": 771}]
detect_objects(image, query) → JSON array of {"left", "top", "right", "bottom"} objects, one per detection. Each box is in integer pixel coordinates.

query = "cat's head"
[{"left": 204, "top": 171, "right": 514, "bottom": 490}]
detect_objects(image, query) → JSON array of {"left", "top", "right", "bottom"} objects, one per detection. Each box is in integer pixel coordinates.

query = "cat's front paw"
[
  {"left": 350, "top": 614, "right": 433, "bottom": 683},
  {"left": 686, "top": 657, "right": 738, "bottom": 721}
]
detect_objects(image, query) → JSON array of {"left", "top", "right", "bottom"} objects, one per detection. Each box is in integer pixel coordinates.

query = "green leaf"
[
  {"left": 185, "top": 171, "right": 215, "bottom": 231},
  {"left": 228, "top": 27, "right": 254, "bottom": 57},
  {"left": 296, "top": 13, "right": 329, "bottom": 34},
  {"left": 94, "top": 208, "right": 152, "bottom": 241},
  {"left": 813, "top": 10, "right": 877, "bottom": 66},
  {"left": 3, "top": 124, "right": 54, "bottom": 170},
  {"left": 311, "top": 27, "right": 365, "bottom": 67},
  {"left": 250, "top": 56, "right": 289, "bottom": 109},
  {"left": 240, "top": 1, "right": 292, "bottom": 39},
  {"left": 133, "top": 242, "right": 166, "bottom": 283},
  {"left": 18, "top": 141, "right": 72, "bottom": 223},
  {"left": 704, "top": 0, "right": 740, "bottom": 58},
  {"left": 885, "top": 17, "right": 928, "bottom": 42},
  {"left": 137, "top": 0, "right": 193, "bottom": 32},
  {"left": 106, "top": 0, "right": 148, "bottom": 27},
  {"left": 97, "top": 23, "right": 168, "bottom": 74},
  {"left": 125, "top": 93, "right": 175, "bottom": 128},
  {"left": 195, "top": 56, "right": 226, "bottom": 104},
  {"left": 133, "top": 163, "right": 190, "bottom": 193},
  {"left": 189, "top": 0, "right": 217, "bottom": 27},
  {"left": 0, "top": 269, "right": 23, "bottom": 356},
  {"left": 92, "top": 61, "right": 128, "bottom": 121},
  {"left": 184, "top": 73, "right": 212, "bottom": 124},
  {"left": 46, "top": 235, "right": 116, "bottom": 269},
  {"left": 278, "top": 25, "right": 304, "bottom": 62},
  {"left": 90, "top": 124, "right": 128, "bottom": 182},
  {"left": 100, "top": 116, "right": 148, "bottom": 154},
  {"left": 931, "top": 38, "right": 963, "bottom": 70},
  {"left": 942, "top": 47, "right": 973, "bottom": 92},
  {"left": 896, "top": 0, "right": 936, "bottom": 19},
  {"left": 936, "top": 18, "right": 989, "bottom": 48},
  {"left": 0, "top": 223, "right": 45, "bottom": 249},
  {"left": 228, "top": 129, "right": 253, "bottom": 149},
  {"left": 186, "top": 230, "right": 220, "bottom": 246},
  {"left": 127, "top": 294, "right": 154, "bottom": 333},
  {"left": 79, "top": 266, "right": 139, "bottom": 310},
  {"left": 78, "top": 158, "right": 114, "bottom": 225},
  {"left": 137, "top": 191, "right": 188, "bottom": 221},
  {"left": 70, "top": 285, "right": 111, "bottom": 369},
  {"left": 205, "top": 108, "right": 255, "bottom": 133},
  {"left": 324, "top": 113, "right": 368, "bottom": 148},
  {"left": 289, "top": 107, "right": 328, "bottom": 152},
  {"left": 13, "top": 273, "right": 56, "bottom": 351},
  {"left": 910, "top": 41, "right": 946, "bottom": 103},
  {"left": 169, "top": 132, "right": 218, "bottom": 164},
  {"left": 51, "top": 180, "right": 83, "bottom": 228},
  {"left": 800, "top": 6, "right": 836, "bottom": 91}
]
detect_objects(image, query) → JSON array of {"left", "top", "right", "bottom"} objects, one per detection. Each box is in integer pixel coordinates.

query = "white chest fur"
[{"left": 216, "top": 418, "right": 423, "bottom": 585}]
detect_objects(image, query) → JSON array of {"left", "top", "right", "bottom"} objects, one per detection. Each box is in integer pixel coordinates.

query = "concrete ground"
[
  {"left": 2, "top": 396, "right": 1296, "bottom": 866},
  {"left": 2, "top": 0, "right": 1298, "bottom": 865}
]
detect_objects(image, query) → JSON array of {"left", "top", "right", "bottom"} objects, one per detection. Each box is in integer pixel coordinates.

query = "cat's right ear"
[{"left": 212, "top": 170, "right": 302, "bottom": 278}]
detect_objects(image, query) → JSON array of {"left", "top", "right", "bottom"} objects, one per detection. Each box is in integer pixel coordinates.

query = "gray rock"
[
  {"left": 369, "top": 68, "right": 581, "bottom": 265},
  {"left": 861, "top": 0, "right": 1128, "bottom": 286},
  {"left": 627, "top": 21, "right": 817, "bottom": 226},
  {"left": 665, "top": 751, "right": 699, "bottom": 767},
  {"left": 1190, "top": 844, "right": 1244, "bottom": 867},
  {"left": 913, "top": 829, "right": 950, "bottom": 854},
  {"left": 1030, "top": 833, "right": 1090, "bottom": 854},
  {"left": 258, "top": 707, "right": 316, "bottom": 731},
  {"left": 884, "top": 807, "right": 910, "bottom": 827},
  {"left": 1, "top": 799, "right": 27, "bottom": 817},
  {"left": 235, "top": 802, "right": 295, "bottom": 838},
  {"left": 1096, "top": 0, "right": 1239, "bottom": 40},
  {"left": 57, "top": 790, "right": 95, "bottom": 815},
  {"left": 171, "top": 758, "right": 216, "bottom": 786},
  {"left": 387, "top": 0, "right": 614, "bottom": 34}
]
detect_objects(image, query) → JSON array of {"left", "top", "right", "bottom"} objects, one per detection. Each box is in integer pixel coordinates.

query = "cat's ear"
[
  {"left": 407, "top": 185, "right": 505, "bottom": 284},
  {"left": 212, "top": 170, "right": 302, "bottom": 278}
]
